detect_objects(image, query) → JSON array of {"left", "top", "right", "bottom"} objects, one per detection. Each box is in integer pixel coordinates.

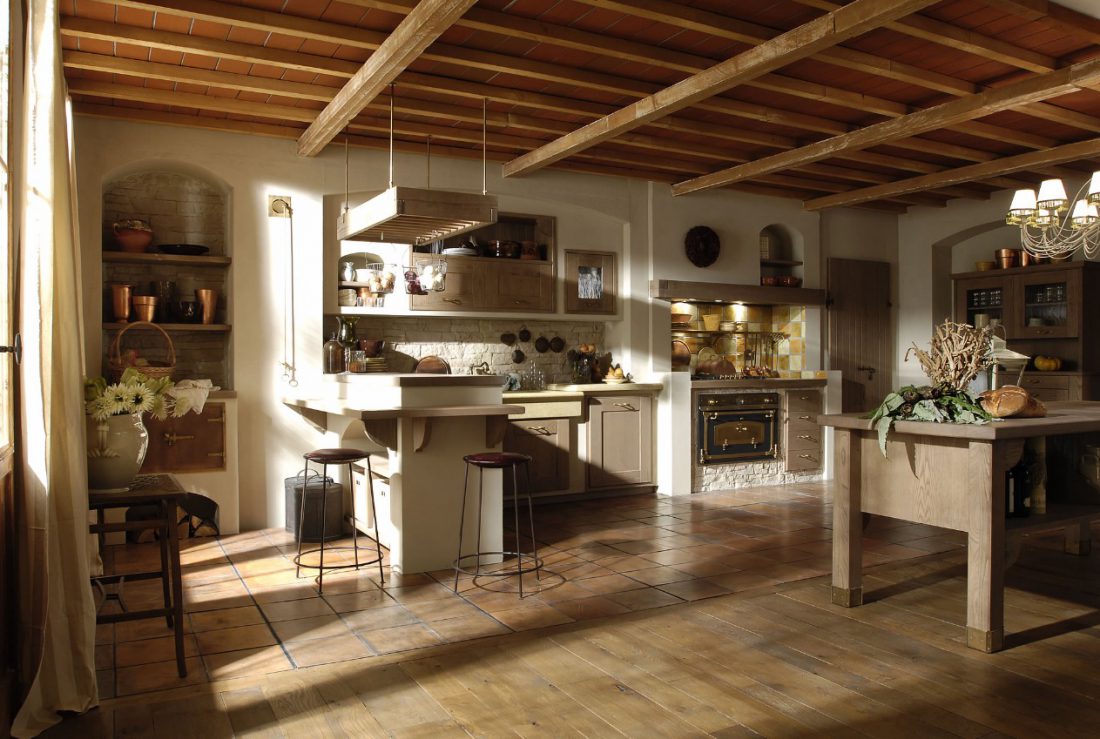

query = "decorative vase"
[
  {"left": 336, "top": 315, "right": 359, "bottom": 347},
  {"left": 87, "top": 413, "right": 149, "bottom": 491},
  {"left": 341, "top": 261, "right": 356, "bottom": 283}
]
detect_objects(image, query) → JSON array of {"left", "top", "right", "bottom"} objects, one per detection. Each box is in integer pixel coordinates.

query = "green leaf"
[
  {"left": 876, "top": 415, "right": 894, "bottom": 458},
  {"left": 884, "top": 393, "right": 904, "bottom": 412}
]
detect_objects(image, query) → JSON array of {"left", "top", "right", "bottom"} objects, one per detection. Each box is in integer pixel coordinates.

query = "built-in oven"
[{"left": 697, "top": 393, "right": 779, "bottom": 465}]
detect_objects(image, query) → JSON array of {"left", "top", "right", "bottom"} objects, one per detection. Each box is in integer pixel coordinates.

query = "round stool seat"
[
  {"left": 304, "top": 447, "right": 368, "bottom": 465},
  {"left": 463, "top": 452, "right": 533, "bottom": 469}
]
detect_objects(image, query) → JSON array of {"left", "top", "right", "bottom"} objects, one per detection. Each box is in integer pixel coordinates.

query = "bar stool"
[
  {"left": 453, "top": 452, "right": 542, "bottom": 596},
  {"left": 295, "top": 447, "right": 385, "bottom": 593}
]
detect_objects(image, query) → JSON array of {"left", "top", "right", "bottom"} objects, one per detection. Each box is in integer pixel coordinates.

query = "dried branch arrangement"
[{"left": 905, "top": 319, "right": 993, "bottom": 391}]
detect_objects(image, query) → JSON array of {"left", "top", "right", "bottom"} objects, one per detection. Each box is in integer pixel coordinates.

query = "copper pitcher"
[
  {"left": 195, "top": 288, "right": 218, "bottom": 325},
  {"left": 110, "top": 283, "right": 132, "bottom": 322}
]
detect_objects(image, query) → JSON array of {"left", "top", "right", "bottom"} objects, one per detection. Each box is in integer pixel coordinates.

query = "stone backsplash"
[
  {"left": 101, "top": 328, "right": 230, "bottom": 389},
  {"left": 325, "top": 316, "right": 605, "bottom": 386}
]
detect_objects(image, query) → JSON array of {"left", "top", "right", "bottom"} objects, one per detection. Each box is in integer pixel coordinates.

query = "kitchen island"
[
  {"left": 285, "top": 374, "right": 521, "bottom": 574},
  {"left": 820, "top": 402, "right": 1100, "bottom": 652}
]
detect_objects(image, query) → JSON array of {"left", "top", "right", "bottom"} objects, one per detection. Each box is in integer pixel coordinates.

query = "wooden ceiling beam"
[
  {"left": 297, "top": 0, "right": 477, "bottom": 157},
  {"left": 805, "top": 136, "right": 1100, "bottom": 210},
  {"left": 501, "top": 0, "right": 940, "bottom": 178},
  {"left": 90, "top": 2, "right": 1015, "bottom": 167},
  {"left": 673, "top": 56, "right": 1100, "bottom": 196}
]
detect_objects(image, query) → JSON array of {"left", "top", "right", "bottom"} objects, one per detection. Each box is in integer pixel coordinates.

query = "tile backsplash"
[{"left": 326, "top": 316, "right": 606, "bottom": 386}]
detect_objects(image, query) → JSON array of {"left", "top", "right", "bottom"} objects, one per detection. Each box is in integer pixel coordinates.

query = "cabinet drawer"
[
  {"left": 1018, "top": 375, "right": 1069, "bottom": 390},
  {"left": 142, "top": 402, "right": 226, "bottom": 473},
  {"left": 786, "top": 427, "right": 822, "bottom": 452},
  {"left": 504, "top": 418, "right": 570, "bottom": 493},
  {"left": 786, "top": 390, "right": 823, "bottom": 413},
  {"left": 1028, "top": 387, "right": 1070, "bottom": 403},
  {"left": 409, "top": 257, "right": 484, "bottom": 311},
  {"left": 786, "top": 448, "right": 823, "bottom": 472}
]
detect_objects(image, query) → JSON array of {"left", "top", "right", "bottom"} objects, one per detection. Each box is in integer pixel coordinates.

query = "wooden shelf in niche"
[
  {"left": 102, "top": 252, "right": 232, "bottom": 268},
  {"left": 760, "top": 258, "right": 803, "bottom": 268},
  {"left": 103, "top": 322, "right": 232, "bottom": 332}
]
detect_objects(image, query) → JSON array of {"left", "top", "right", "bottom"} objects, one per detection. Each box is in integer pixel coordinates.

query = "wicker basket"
[{"left": 108, "top": 321, "right": 176, "bottom": 381}]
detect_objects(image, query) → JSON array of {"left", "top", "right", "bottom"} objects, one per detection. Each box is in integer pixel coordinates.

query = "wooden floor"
[{"left": 47, "top": 517, "right": 1100, "bottom": 738}]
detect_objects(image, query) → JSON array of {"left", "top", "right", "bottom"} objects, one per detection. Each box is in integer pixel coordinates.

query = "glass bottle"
[{"left": 323, "top": 332, "right": 345, "bottom": 374}]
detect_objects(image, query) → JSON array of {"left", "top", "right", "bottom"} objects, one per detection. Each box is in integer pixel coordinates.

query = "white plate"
[
  {"left": 442, "top": 247, "right": 477, "bottom": 256},
  {"left": 602, "top": 377, "right": 630, "bottom": 384}
]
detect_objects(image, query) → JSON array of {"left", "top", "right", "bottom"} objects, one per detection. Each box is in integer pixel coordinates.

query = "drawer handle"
[
  {"left": 207, "top": 451, "right": 225, "bottom": 458},
  {"left": 1035, "top": 329, "right": 1052, "bottom": 335},
  {"left": 797, "top": 434, "right": 818, "bottom": 441},
  {"left": 527, "top": 425, "right": 551, "bottom": 435},
  {"left": 162, "top": 432, "right": 195, "bottom": 446},
  {"left": 798, "top": 453, "right": 818, "bottom": 462},
  {"left": 206, "top": 416, "right": 225, "bottom": 424},
  {"left": 798, "top": 415, "right": 813, "bottom": 421},
  {"left": 799, "top": 395, "right": 813, "bottom": 401},
  {"left": 614, "top": 402, "right": 637, "bottom": 411},
  {"left": 443, "top": 298, "right": 462, "bottom": 304}
]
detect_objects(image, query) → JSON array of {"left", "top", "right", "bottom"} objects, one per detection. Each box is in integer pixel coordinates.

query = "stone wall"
[
  {"left": 325, "top": 315, "right": 606, "bottom": 387},
  {"left": 102, "top": 171, "right": 227, "bottom": 253}
]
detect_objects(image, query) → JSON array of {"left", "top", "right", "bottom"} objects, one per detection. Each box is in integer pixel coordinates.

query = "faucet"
[{"left": 469, "top": 361, "right": 490, "bottom": 375}]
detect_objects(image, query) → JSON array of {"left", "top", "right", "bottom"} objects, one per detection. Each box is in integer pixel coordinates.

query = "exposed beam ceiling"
[{"left": 61, "top": 0, "right": 1100, "bottom": 211}]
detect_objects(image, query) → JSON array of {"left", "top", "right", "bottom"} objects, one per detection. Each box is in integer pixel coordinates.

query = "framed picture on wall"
[{"left": 564, "top": 250, "right": 616, "bottom": 315}]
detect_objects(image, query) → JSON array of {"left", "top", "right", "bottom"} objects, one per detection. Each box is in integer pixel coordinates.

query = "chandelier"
[{"left": 1005, "top": 173, "right": 1100, "bottom": 259}]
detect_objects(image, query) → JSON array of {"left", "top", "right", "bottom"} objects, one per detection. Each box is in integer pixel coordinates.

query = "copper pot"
[
  {"left": 132, "top": 295, "right": 157, "bottom": 323},
  {"left": 195, "top": 288, "right": 218, "bottom": 325},
  {"left": 110, "top": 283, "right": 132, "bottom": 322},
  {"left": 995, "top": 248, "right": 1020, "bottom": 269}
]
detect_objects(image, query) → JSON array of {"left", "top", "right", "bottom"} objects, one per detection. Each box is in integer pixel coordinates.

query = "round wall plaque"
[{"left": 685, "top": 226, "right": 720, "bottom": 268}]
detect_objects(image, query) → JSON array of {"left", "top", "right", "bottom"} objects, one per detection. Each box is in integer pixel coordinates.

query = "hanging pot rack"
[{"left": 337, "top": 86, "right": 498, "bottom": 245}]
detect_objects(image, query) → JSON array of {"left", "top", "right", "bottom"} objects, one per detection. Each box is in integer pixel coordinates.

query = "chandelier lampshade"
[{"left": 1005, "top": 172, "right": 1100, "bottom": 259}]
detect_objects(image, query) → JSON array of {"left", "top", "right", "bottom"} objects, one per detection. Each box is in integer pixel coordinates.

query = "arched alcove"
[
  {"left": 929, "top": 220, "right": 1011, "bottom": 325},
  {"left": 759, "top": 223, "right": 805, "bottom": 285}
]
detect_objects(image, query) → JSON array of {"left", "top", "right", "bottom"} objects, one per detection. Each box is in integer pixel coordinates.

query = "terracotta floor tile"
[
  {"left": 608, "top": 587, "right": 685, "bottom": 611},
  {"left": 270, "top": 614, "right": 354, "bottom": 643},
  {"left": 260, "top": 597, "right": 335, "bottom": 622},
  {"left": 114, "top": 617, "right": 190, "bottom": 643},
  {"left": 428, "top": 613, "right": 510, "bottom": 642},
  {"left": 194, "top": 623, "right": 277, "bottom": 655},
  {"left": 575, "top": 573, "right": 648, "bottom": 596},
  {"left": 592, "top": 554, "right": 658, "bottom": 572},
  {"left": 189, "top": 606, "right": 265, "bottom": 632},
  {"left": 115, "top": 657, "right": 206, "bottom": 696},
  {"left": 404, "top": 596, "right": 485, "bottom": 623},
  {"left": 115, "top": 634, "right": 200, "bottom": 667},
  {"left": 551, "top": 595, "right": 631, "bottom": 621},
  {"left": 656, "top": 579, "right": 733, "bottom": 602},
  {"left": 358, "top": 623, "right": 446, "bottom": 654},
  {"left": 248, "top": 581, "right": 321, "bottom": 604},
  {"left": 479, "top": 602, "right": 572, "bottom": 632},
  {"left": 284, "top": 634, "right": 374, "bottom": 667},
  {"left": 344, "top": 604, "right": 420, "bottom": 632},
  {"left": 704, "top": 571, "right": 777, "bottom": 593},
  {"left": 532, "top": 580, "right": 600, "bottom": 604},
  {"left": 668, "top": 558, "right": 742, "bottom": 578},
  {"left": 625, "top": 565, "right": 694, "bottom": 587},
  {"left": 386, "top": 582, "right": 461, "bottom": 605},
  {"left": 323, "top": 589, "right": 395, "bottom": 613},
  {"left": 203, "top": 645, "right": 294, "bottom": 681}
]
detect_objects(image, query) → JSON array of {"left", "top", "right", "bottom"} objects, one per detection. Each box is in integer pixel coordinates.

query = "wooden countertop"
[
  {"left": 692, "top": 378, "right": 827, "bottom": 389},
  {"left": 545, "top": 382, "right": 663, "bottom": 393},
  {"left": 332, "top": 373, "right": 506, "bottom": 387},
  {"left": 503, "top": 390, "right": 584, "bottom": 401},
  {"left": 283, "top": 396, "right": 523, "bottom": 420},
  {"left": 819, "top": 401, "right": 1100, "bottom": 440}
]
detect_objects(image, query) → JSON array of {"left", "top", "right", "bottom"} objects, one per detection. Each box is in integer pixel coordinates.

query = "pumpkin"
[{"left": 1034, "top": 355, "right": 1062, "bottom": 371}]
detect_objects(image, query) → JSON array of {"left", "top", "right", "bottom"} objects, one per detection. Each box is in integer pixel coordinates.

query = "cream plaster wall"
[{"left": 74, "top": 116, "right": 907, "bottom": 518}]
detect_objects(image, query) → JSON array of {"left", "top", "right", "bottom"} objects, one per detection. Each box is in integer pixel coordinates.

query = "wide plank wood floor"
[{"left": 47, "top": 519, "right": 1100, "bottom": 738}]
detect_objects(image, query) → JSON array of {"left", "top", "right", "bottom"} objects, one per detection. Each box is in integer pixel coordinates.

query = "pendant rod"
[
  {"left": 426, "top": 134, "right": 432, "bottom": 190},
  {"left": 343, "top": 126, "right": 349, "bottom": 217},
  {"left": 482, "top": 98, "right": 487, "bottom": 196},
  {"left": 388, "top": 83, "right": 395, "bottom": 189}
]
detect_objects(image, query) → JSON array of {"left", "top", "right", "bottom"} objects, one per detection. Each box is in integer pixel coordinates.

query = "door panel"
[{"left": 828, "top": 258, "right": 891, "bottom": 413}]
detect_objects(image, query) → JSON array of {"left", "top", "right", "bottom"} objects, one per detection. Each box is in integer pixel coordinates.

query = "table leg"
[
  {"left": 158, "top": 501, "right": 173, "bottom": 628},
  {"left": 832, "top": 429, "right": 863, "bottom": 607},
  {"left": 1065, "top": 522, "right": 1092, "bottom": 556},
  {"left": 165, "top": 499, "right": 187, "bottom": 677},
  {"left": 967, "top": 440, "right": 1013, "bottom": 653}
]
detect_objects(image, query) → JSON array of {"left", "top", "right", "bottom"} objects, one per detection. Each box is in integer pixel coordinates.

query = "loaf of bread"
[{"left": 978, "top": 385, "right": 1047, "bottom": 418}]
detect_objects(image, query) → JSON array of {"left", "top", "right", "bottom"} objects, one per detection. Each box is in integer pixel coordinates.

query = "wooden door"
[
  {"left": 827, "top": 258, "right": 891, "bottom": 413},
  {"left": 142, "top": 402, "right": 226, "bottom": 473},
  {"left": 587, "top": 395, "right": 653, "bottom": 488}
]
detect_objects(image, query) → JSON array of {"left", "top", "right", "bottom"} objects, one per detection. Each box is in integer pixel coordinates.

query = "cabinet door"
[
  {"left": 1013, "top": 269, "right": 1079, "bottom": 338},
  {"left": 587, "top": 395, "right": 653, "bottom": 488},
  {"left": 954, "top": 275, "right": 1008, "bottom": 334},
  {"left": 142, "top": 402, "right": 226, "bottom": 473},
  {"left": 486, "top": 262, "right": 555, "bottom": 312},
  {"left": 409, "top": 256, "right": 484, "bottom": 311},
  {"left": 504, "top": 418, "right": 570, "bottom": 493}
]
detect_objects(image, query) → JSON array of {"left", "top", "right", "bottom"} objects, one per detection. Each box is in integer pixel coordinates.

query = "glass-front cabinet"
[
  {"left": 1014, "top": 269, "right": 1077, "bottom": 339},
  {"left": 956, "top": 275, "right": 1004, "bottom": 331}
]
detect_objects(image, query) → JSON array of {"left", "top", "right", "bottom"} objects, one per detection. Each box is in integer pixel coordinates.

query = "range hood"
[
  {"left": 651, "top": 279, "right": 826, "bottom": 306},
  {"left": 337, "top": 186, "right": 498, "bottom": 246}
]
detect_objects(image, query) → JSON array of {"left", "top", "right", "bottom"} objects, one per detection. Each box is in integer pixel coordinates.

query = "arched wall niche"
[
  {"left": 101, "top": 160, "right": 231, "bottom": 255},
  {"left": 930, "top": 220, "right": 1007, "bottom": 325}
]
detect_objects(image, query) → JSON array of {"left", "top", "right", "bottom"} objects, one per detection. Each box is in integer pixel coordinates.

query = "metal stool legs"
[{"left": 453, "top": 458, "right": 542, "bottom": 596}]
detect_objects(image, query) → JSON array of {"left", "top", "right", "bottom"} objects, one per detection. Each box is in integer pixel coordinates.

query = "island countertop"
[
  {"left": 692, "top": 378, "right": 827, "bottom": 390},
  {"left": 820, "top": 400, "right": 1100, "bottom": 440}
]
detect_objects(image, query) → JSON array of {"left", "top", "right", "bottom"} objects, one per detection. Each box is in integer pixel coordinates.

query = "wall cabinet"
[
  {"left": 954, "top": 262, "right": 1100, "bottom": 400},
  {"left": 503, "top": 418, "right": 571, "bottom": 494},
  {"left": 586, "top": 395, "right": 653, "bottom": 489},
  {"left": 409, "top": 254, "right": 554, "bottom": 313}
]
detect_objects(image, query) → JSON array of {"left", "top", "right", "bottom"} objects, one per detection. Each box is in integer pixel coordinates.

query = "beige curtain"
[{"left": 10, "top": 0, "right": 98, "bottom": 735}]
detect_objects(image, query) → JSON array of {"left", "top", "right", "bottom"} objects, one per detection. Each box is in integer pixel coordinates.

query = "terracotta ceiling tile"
[
  {"left": 181, "top": 54, "right": 218, "bottom": 71},
  {"left": 146, "top": 78, "right": 174, "bottom": 91},
  {"left": 321, "top": 2, "right": 369, "bottom": 25},
  {"left": 216, "top": 58, "right": 252, "bottom": 75},
  {"left": 72, "top": 0, "right": 116, "bottom": 22},
  {"left": 283, "top": 0, "right": 328, "bottom": 18},
  {"left": 149, "top": 48, "right": 185, "bottom": 65},
  {"left": 115, "top": 42, "right": 151, "bottom": 61},
  {"left": 190, "top": 19, "right": 234, "bottom": 41},
  {"left": 298, "top": 38, "right": 343, "bottom": 57},
  {"left": 225, "top": 26, "right": 271, "bottom": 46},
  {"left": 114, "top": 5, "right": 154, "bottom": 28},
  {"left": 152, "top": 13, "right": 192, "bottom": 35},
  {"left": 280, "top": 68, "right": 321, "bottom": 84},
  {"left": 75, "top": 37, "right": 114, "bottom": 56},
  {"left": 176, "top": 82, "right": 211, "bottom": 96}
]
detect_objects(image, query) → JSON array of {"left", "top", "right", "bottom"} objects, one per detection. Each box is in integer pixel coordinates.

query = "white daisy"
[
  {"left": 127, "top": 384, "right": 155, "bottom": 415},
  {"left": 103, "top": 383, "right": 131, "bottom": 415}
]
